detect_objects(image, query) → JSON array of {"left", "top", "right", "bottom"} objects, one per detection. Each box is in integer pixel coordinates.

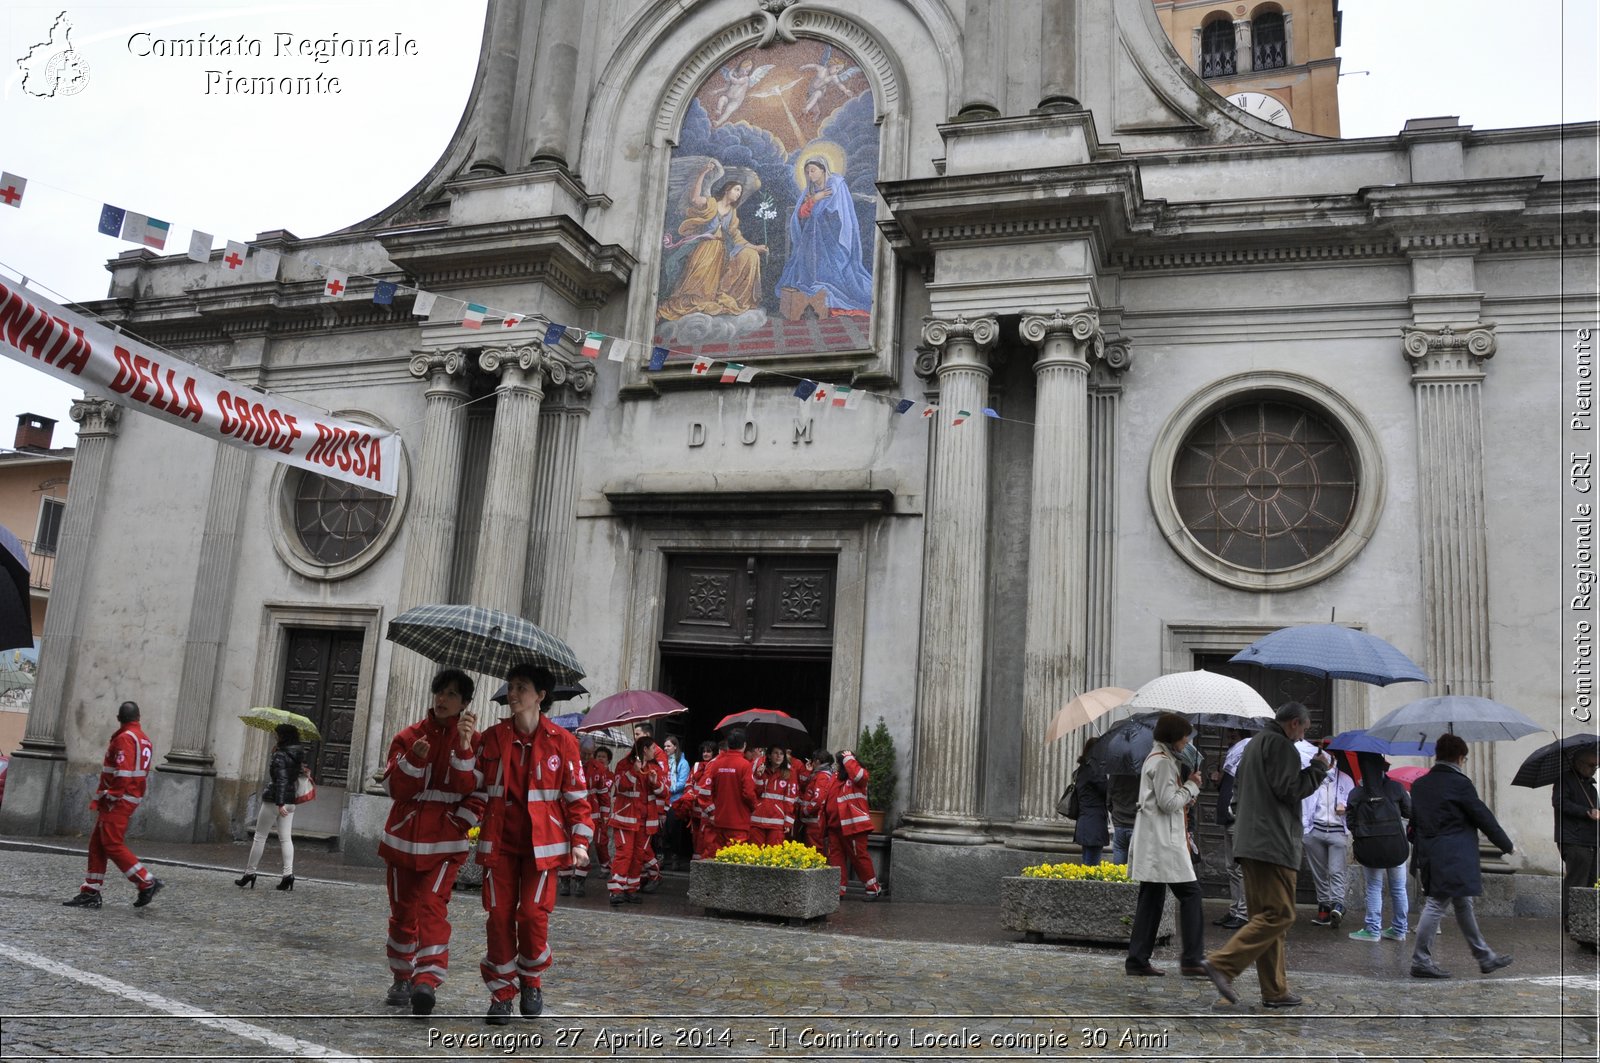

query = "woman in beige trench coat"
[{"left": 1125, "top": 713, "right": 1206, "bottom": 976}]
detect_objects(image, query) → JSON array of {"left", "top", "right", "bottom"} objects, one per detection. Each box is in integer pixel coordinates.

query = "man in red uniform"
[
  {"left": 825, "top": 749, "right": 883, "bottom": 899},
  {"left": 608, "top": 735, "right": 665, "bottom": 903},
  {"left": 379, "top": 669, "right": 480, "bottom": 1016},
  {"left": 465, "top": 664, "right": 592, "bottom": 1024},
  {"left": 63, "top": 701, "right": 162, "bottom": 909},
  {"left": 749, "top": 746, "right": 798, "bottom": 846},
  {"left": 695, "top": 728, "right": 759, "bottom": 852}
]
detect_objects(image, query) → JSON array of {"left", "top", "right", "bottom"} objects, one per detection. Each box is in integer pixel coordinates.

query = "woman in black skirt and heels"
[{"left": 237, "top": 723, "right": 304, "bottom": 891}]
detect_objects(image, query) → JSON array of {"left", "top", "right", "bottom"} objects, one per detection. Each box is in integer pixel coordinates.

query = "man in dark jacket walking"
[
  {"left": 1201, "top": 702, "right": 1329, "bottom": 1009},
  {"left": 1408, "top": 733, "right": 1514, "bottom": 978},
  {"left": 1556, "top": 748, "right": 1600, "bottom": 931}
]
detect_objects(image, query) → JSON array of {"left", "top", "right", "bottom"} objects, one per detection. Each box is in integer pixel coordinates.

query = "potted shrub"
[
  {"left": 855, "top": 717, "right": 898, "bottom": 833},
  {"left": 1570, "top": 880, "right": 1599, "bottom": 949},
  {"left": 1000, "top": 861, "right": 1172, "bottom": 946},
  {"left": 688, "top": 841, "right": 839, "bottom": 923}
]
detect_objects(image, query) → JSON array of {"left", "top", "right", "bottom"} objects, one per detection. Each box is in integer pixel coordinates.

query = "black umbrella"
[
  {"left": 0, "top": 525, "right": 33, "bottom": 652},
  {"left": 1511, "top": 733, "right": 1600, "bottom": 789},
  {"left": 1083, "top": 713, "right": 1158, "bottom": 777},
  {"left": 717, "top": 708, "right": 813, "bottom": 756},
  {"left": 490, "top": 682, "right": 587, "bottom": 706}
]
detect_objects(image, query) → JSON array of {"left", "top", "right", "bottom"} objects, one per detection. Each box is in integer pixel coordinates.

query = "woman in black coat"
[
  {"left": 1407, "top": 733, "right": 1514, "bottom": 978},
  {"left": 236, "top": 723, "right": 305, "bottom": 891},
  {"left": 1072, "top": 737, "right": 1111, "bottom": 864}
]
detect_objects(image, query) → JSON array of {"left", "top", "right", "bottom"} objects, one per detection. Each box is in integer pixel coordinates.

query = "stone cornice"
[{"left": 379, "top": 216, "right": 635, "bottom": 304}]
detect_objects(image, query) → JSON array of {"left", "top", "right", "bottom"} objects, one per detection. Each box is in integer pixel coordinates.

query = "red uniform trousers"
[
  {"left": 609, "top": 828, "right": 651, "bottom": 895},
  {"left": 81, "top": 806, "right": 153, "bottom": 893},
  {"left": 694, "top": 816, "right": 720, "bottom": 859},
  {"left": 748, "top": 825, "right": 785, "bottom": 846},
  {"left": 826, "top": 829, "right": 881, "bottom": 895},
  {"left": 386, "top": 861, "right": 462, "bottom": 989},
  {"left": 803, "top": 820, "right": 826, "bottom": 852},
  {"left": 480, "top": 855, "right": 556, "bottom": 1001}
]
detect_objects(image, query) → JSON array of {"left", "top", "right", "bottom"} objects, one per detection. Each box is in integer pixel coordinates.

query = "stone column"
[
  {"left": 0, "top": 399, "right": 121, "bottom": 836},
  {"left": 143, "top": 442, "right": 252, "bottom": 841},
  {"left": 524, "top": 393, "right": 591, "bottom": 632},
  {"left": 470, "top": 346, "right": 547, "bottom": 614},
  {"left": 379, "top": 352, "right": 470, "bottom": 756},
  {"left": 902, "top": 315, "right": 998, "bottom": 842},
  {"left": 527, "top": 0, "right": 585, "bottom": 166},
  {"left": 955, "top": 0, "right": 1001, "bottom": 119},
  {"left": 1038, "top": 0, "right": 1080, "bottom": 111},
  {"left": 467, "top": 0, "right": 527, "bottom": 174},
  {"left": 1086, "top": 340, "right": 1132, "bottom": 691},
  {"left": 1404, "top": 324, "right": 1497, "bottom": 793},
  {"left": 1014, "top": 312, "right": 1099, "bottom": 833}
]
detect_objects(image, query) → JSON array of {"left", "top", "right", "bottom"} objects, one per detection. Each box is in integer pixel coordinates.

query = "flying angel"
[
  {"left": 797, "top": 46, "right": 862, "bottom": 116},
  {"left": 712, "top": 57, "right": 776, "bottom": 126}
]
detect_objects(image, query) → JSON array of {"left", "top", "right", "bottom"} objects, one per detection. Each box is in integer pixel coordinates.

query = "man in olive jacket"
[{"left": 1201, "top": 702, "right": 1329, "bottom": 1009}]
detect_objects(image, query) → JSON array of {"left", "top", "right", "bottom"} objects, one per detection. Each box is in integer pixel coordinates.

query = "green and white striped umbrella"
[{"left": 386, "top": 604, "right": 584, "bottom": 685}]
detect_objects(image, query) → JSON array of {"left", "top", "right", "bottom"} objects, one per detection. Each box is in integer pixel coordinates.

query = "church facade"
[{"left": 2, "top": 0, "right": 1593, "bottom": 901}]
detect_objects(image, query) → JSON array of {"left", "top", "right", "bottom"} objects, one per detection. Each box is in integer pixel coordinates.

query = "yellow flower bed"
[
  {"left": 1020, "top": 861, "right": 1132, "bottom": 882},
  {"left": 712, "top": 840, "right": 829, "bottom": 869}
]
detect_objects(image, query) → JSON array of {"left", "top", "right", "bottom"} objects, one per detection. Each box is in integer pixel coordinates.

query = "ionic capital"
[
  {"left": 1402, "top": 324, "right": 1496, "bottom": 382},
  {"left": 407, "top": 349, "right": 469, "bottom": 382},
  {"left": 1021, "top": 310, "right": 1104, "bottom": 372},
  {"left": 478, "top": 345, "right": 541, "bottom": 376},
  {"left": 921, "top": 315, "right": 999, "bottom": 377},
  {"left": 69, "top": 398, "right": 122, "bottom": 437},
  {"left": 540, "top": 350, "right": 597, "bottom": 395}
]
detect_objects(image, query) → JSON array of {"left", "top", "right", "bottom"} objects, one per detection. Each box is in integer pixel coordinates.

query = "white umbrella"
[{"left": 1128, "top": 670, "right": 1274, "bottom": 729}]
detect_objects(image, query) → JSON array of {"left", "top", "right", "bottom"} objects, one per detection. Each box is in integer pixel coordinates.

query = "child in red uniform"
[
  {"left": 608, "top": 736, "right": 666, "bottom": 904},
  {"left": 824, "top": 749, "right": 883, "bottom": 899},
  {"left": 465, "top": 664, "right": 592, "bottom": 1025},
  {"left": 583, "top": 746, "right": 614, "bottom": 885},
  {"left": 750, "top": 746, "right": 798, "bottom": 846},
  {"left": 378, "top": 670, "right": 480, "bottom": 1016}
]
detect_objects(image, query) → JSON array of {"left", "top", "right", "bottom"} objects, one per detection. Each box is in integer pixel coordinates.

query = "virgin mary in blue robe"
[{"left": 776, "top": 156, "right": 875, "bottom": 319}]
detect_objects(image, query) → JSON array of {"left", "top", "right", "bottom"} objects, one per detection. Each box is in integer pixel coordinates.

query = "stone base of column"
[
  {"left": 340, "top": 791, "right": 393, "bottom": 867},
  {"left": 890, "top": 837, "right": 1080, "bottom": 904},
  {"left": 1003, "top": 819, "right": 1082, "bottom": 852},
  {"left": 135, "top": 764, "right": 217, "bottom": 843},
  {"left": 895, "top": 811, "right": 991, "bottom": 846},
  {"left": 0, "top": 750, "right": 68, "bottom": 836}
]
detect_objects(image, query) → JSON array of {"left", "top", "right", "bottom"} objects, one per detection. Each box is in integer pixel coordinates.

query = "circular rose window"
[{"left": 270, "top": 412, "right": 408, "bottom": 581}]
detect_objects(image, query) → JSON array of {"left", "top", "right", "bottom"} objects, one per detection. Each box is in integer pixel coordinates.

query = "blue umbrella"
[
  {"left": 1230, "top": 624, "right": 1429, "bottom": 686},
  {"left": 1326, "top": 729, "right": 1434, "bottom": 758},
  {"left": 0, "top": 525, "right": 33, "bottom": 652}
]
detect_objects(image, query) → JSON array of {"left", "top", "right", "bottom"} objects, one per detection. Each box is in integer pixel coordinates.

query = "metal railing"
[{"left": 23, "top": 541, "right": 54, "bottom": 592}]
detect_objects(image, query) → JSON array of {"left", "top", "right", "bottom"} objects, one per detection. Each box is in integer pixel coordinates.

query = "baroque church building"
[{"left": 3, "top": 0, "right": 1594, "bottom": 902}]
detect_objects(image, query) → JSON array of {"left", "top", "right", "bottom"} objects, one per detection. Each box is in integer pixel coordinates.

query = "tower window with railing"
[
  {"left": 1200, "top": 18, "right": 1238, "bottom": 78},
  {"left": 1253, "top": 12, "right": 1288, "bottom": 70}
]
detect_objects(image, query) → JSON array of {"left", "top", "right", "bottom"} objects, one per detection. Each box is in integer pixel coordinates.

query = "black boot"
[
  {"left": 275, "top": 875, "right": 295, "bottom": 892},
  {"left": 62, "top": 891, "right": 101, "bottom": 909},
  {"left": 133, "top": 879, "right": 164, "bottom": 908},
  {"left": 235, "top": 873, "right": 257, "bottom": 889},
  {"left": 558, "top": 877, "right": 571, "bottom": 897}
]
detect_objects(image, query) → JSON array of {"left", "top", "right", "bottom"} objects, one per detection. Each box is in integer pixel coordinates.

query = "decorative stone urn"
[
  {"left": 1569, "top": 887, "right": 1598, "bottom": 948},
  {"left": 1001, "top": 876, "right": 1172, "bottom": 945},
  {"left": 688, "top": 861, "right": 840, "bottom": 922}
]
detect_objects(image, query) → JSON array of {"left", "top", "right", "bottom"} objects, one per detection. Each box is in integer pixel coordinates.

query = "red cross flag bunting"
[
  {"left": 222, "top": 240, "right": 248, "bottom": 272},
  {"left": 0, "top": 278, "right": 400, "bottom": 496},
  {"left": 0, "top": 172, "right": 25, "bottom": 208},
  {"left": 323, "top": 269, "right": 348, "bottom": 299}
]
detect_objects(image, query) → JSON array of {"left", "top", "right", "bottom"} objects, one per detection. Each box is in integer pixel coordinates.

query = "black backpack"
[{"left": 1347, "top": 781, "right": 1409, "bottom": 869}]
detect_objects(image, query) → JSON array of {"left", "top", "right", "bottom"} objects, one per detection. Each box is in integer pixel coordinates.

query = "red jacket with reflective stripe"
[
  {"left": 751, "top": 765, "right": 797, "bottom": 831},
  {"left": 467, "top": 714, "right": 593, "bottom": 871},
  {"left": 585, "top": 759, "right": 614, "bottom": 823},
  {"left": 609, "top": 754, "right": 665, "bottom": 831},
  {"left": 798, "top": 768, "right": 833, "bottom": 827},
  {"left": 825, "top": 752, "right": 872, "bottom": 836},
  {"left": 378, "top": 712, "right": 479, "bottom": 870},
  {"left": 97, "top": 723, "right": 153, "bottom": 809},
  {"left": 698, "top": 750, "right": 759, "bottom": 830}
]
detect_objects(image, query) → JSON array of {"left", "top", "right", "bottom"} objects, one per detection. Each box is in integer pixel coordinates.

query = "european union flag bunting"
[
  {"left": 373, "top": 281, "right": 397, "bottom": 305},
  {"left": 98, "top": 204, "right": 126, "bottom": 236}
]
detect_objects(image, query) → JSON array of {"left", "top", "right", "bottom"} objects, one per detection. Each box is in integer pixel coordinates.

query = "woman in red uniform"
[
  {"left": 607, "top": 736, "right": 665, "bottom": 904},
  {"left": 749, "top": 746, "right": 798, "bottom": 846}
]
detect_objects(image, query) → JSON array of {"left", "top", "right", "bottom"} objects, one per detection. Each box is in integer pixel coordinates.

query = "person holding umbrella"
[
  {"left": 377, "top": 669, "right": 480, "bottom": 1016},
  {"left": 464, "top": 663, "right": 593, "bottom": 1024},
  {"left": 1408, "top": 733, "right": 1515, "bottom": 979},
  {"left": 1555, "top": 748, "right": 1600, "bottom": 931},
  {"left": 1124, "top": 713, "right": 1206, "bottom": 977},
  {"left": 235, "top": 723, "right": 305, "bottom": 891}
]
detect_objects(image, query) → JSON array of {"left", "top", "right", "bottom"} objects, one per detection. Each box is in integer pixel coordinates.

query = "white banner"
[{"left": 0, "top": 278, "right": 399, "bottom": 495}]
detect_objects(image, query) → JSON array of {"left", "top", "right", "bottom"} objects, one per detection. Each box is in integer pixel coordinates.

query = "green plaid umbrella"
[{"left": 386, "top": 604, "right": 584, "bottom": 685}]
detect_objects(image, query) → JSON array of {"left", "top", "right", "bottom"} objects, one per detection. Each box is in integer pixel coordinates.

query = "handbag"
[
  {"left": 1055, "top": 782, "right": 1079, "bottom": 819},
  {"left": 292, "top": 770, "right": 317, "bottom": 805}
]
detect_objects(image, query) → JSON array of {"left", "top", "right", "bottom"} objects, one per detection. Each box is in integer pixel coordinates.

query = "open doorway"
[{"left": 658, "top": 652, "right": 832, "bottom": 755}]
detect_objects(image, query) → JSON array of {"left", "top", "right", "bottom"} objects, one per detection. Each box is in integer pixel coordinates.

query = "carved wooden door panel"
[{"left": 281, "top": 628, "right": 363, "bottom": 788}]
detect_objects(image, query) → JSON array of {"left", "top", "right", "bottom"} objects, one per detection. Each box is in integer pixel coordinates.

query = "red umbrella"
[
  {"left": 1386, "top": 765, "right": 1428, "bottom": 791},
  {"left": 715, "top": 707, "right": 794, "bottom": 730},
  {"left": 715, "top": 708, "right": 811, "bottom": 754},
  {"left": 576, "top": 690, "right": 689, "bottom": 733}
]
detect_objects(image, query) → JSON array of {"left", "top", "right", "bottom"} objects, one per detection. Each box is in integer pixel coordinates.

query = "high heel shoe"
[
  {"left": 235, "top": 873, "right": 257, "bottom": 889},
  {"left": 275, "top": 875, "right": 295, "bottom": 892}
]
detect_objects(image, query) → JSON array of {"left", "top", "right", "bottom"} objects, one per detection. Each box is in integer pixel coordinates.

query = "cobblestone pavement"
[{"left": 0, "top": 843, "right": 1595, "bottom": 1061}]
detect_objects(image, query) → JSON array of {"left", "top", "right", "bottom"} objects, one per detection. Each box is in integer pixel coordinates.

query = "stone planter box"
[
  {"left": 454, "top": 857, "right": 483, "bottom": 891},
  {"left": 688, "top": 861, "right": 839, "bottom": 923},
  {"left": 1569, "top": 887, "right": 1598, "bottom": 948},
  {"left": 1001, "top": 876, "right": 1171, "bottom": 946}
]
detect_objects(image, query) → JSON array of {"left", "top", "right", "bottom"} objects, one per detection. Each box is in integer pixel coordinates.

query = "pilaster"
[
  {"left": 470, "top": 345, "right": 547, "bottom": 615},
  {"left": 0, "top": 399, "right": 121, "bottom": 836},
  {"left": 524, "top": 385, "right": 592, "bottom": 633},
  {"left": 1404, "top": 323, "right": 1498, "bottom": 794},
  {"left": 1014, "top": 311, "right": 1100, "bottom": 837},
  {"left": 1086, "top": 339, "right": 1132, "bottom": 692},
  {"left": 902, "top": 314, "right": 998, "bottom": 844}
]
